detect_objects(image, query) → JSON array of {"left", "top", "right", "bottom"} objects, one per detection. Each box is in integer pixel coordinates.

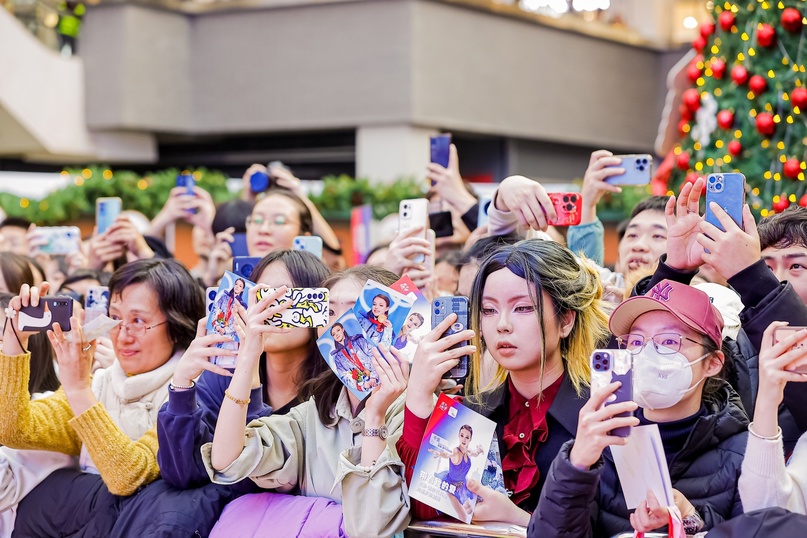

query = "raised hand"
[
  {"left": 494, "top": 175, "right": 555, "bottom": 231},
  {"left": 48, "top": 316, "right": 94, "bottom": 396},
  {"left": 698, "top": 203, "right": 761, "bottom": 281},
  {"left": 665, "top": 176, "right": 706, "bottom": 272},
  {"left": 364, "top": 345, "right": 410, "bottom": 421},
  {"left": 3, "top": 282, "right": 52, "bottom": 355},
  {"left": 171, "top": 319, "right": 239, "bottom": 388},
  {"left": 580, "top": 150, "right": 624, "bottom": 224}
]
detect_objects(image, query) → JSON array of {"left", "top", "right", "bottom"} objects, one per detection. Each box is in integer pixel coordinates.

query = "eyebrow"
[
  {"left": 626, "top": 223, "right": 667, "bottom": 231},
  {"left": 762, "top": 253, "right": 807, "bottom": 261},
  {"left": 481, "top": 294, "right": 533, "bottom": 303}
]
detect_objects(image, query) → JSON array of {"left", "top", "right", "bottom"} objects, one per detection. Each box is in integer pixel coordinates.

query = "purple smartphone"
[
  {"left": 604, "top": 155, "right": 653, "bottom": 186},
  {"left": 590, "top": 349, "right": 634, "bottom": 437},
  {"left": 18, "top": 297, "right": 73, "bottom": 332},
  {"left": 705, "top": 173, "right": 745, "bottom": 232}
]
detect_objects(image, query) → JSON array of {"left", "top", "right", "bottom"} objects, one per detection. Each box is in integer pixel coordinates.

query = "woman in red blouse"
[{"left": 397, "top": 239, "right": 610, "bottom": 525}]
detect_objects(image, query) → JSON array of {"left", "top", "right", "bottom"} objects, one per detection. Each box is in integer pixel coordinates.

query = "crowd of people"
[{"left": 1, "top": 149, "right": 807, "bottom": 538}]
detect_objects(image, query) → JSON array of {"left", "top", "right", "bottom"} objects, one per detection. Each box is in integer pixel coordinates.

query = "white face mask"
[{"left": 634, "top": 345, "right": 710, "bottom": 410}]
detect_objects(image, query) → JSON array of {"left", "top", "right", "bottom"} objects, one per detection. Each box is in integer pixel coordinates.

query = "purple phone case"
[
  {"left": 18, "top": 297, "right": 73, "bottom": 332},
  {"left": 433, "top": 297, "right": 469, "bottom": 379},
  {"left": 591, "top": 350, "right": 633, "bottom": 437},
  {"left": 604, "top": 155, "right": 653, "bottom": 186},
  {"left": 430, "top": 134, "right": 451, "bottom": 168},
  {"left": 705, "top": 173, "right": 745, "bottom": 232}
]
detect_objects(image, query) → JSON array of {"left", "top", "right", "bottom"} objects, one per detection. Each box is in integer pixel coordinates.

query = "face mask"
[{"left": 634, "top": 345, "right": 710, "bottom": 410}]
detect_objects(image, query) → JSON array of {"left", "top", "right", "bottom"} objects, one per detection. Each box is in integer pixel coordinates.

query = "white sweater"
[{"left": 739, "top": 429, "right": 807, "bottom": 513}]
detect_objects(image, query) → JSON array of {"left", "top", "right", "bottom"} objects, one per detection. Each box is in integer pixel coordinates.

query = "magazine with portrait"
[
  {"left": 410, "top": 393, "right": 497, "bottom": 523},
  {"left": 352, "top": 279, "right": 416, "bottom": 350},
  {"left": 317, "top": 310, "right": 382, "bottom": 400},
  {"left": 389, "top": 275, "right": 431, "bottom": 361},
  {"left": 206, "top": 270, "right": 255, "bottom": 367}
]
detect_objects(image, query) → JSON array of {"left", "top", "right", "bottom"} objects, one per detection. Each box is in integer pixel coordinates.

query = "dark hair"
[
  {"left": 0, "top": 253, "right": 35, "bottom": 293},
  {"left": 305, "top": 264, "right": 398, "bottom": 426},
  {"left": 0, "top": 217, "right": 32, "bottom": 231},
  {"left": 212, "top": 200, "right": 255, "bottom": 235},
  {"left": 758, "top": 206, "right": 807, "bottom": 251},
  {"left": 233, "top": 278, "right": 246, "bottom": 290},
  {"left": 616, "top": 219, "right": 630, "bottom": 243},
  {"left": 330, "top": 322, "right": 344, "bottom": 335},
  {"left": 249, "top": 250, "right": 330, "bottom": 403},
  {"left": 459, "top": 424, "right": 473, "bottom": 437},
  {"left": 0, "top": 293, "right": 59, "bottom": 394},
  {"left": 372, "top": 293, "right": 391, "bottom": 309},
  {"left": 436, "top": 250, "right": 463, "bottom": 268},
  {"left": 60, "top": 269, "right": 110, "bottom": 290},
  {"left": 700, "top": 335, "right": 730, "bottom": 398},
  {"left": 409, "top": 312, "right": 425, "bottom": 325},
  {"left": 254, "top": 189, "right": 314, "bottom": 236},
  {"left": 108, "top": 259, "right": 203, "bottom": 354},
  {"left": 629, "top": 196, "right": 670, "bottom": 221},
  {"left": 459, "top": 233, "right": 522, "bottom": 267}
]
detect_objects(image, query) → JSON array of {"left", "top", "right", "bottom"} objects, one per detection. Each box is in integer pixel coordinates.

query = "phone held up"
[
  {"left": 176, "top": 174, "right": 197, "bottom": 214},
  {"left": 773, "top": 326, "right": 807, "bottom": 375},
  {"left": 433, "top": 296, "right": 469, "bottom": 380},
  {"left": 604, "top": 155, "right": 653, "bottom": 186},
  {"left": 96, "top": 197, "right": 122, "bottom": 235},
  {"left": 590, "top": 349, "right": 634, "bottom": 437},
  {"left": 399, "top": 199, "right": 429, "bottom": 263},
  {"left": 547, "top": 193, "right": 582, "bottom": 227},
  {"left": 704, "top": 172, "right": 746, "bottom": 232},
  {"left": 18, "top": 297, "right": 73, "bottom": 332},
  {"left": 249, "top": 161, "right": 286, "bottom": 194}
]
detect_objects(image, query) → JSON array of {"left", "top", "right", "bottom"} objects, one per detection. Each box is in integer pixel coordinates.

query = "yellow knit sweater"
[{"left": 0, "top": 351, "right": 160, "bottom": 496}]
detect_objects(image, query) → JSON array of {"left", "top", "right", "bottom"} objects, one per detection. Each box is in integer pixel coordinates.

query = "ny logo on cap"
[{"left": 650, "top": 282, "right": 673, "bottom": 302}]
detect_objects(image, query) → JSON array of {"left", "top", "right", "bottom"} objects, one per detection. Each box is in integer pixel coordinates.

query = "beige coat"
[{"left": 202, "top": 388, "right": 410, "bottom": 538}]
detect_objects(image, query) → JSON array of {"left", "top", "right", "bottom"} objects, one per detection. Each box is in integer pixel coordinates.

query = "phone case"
[
  {"left": 256, "top": 287, "right": 329, "bottom": 328},
  {"left": 18, "top": 297, "right": 73, "bottom": 332},
  {"left": 590, "top": 349, "right": 634, "bottom": 437},
  {"left": 547, "top": 193, "right": 583, "bottom": 227},
  {"left": 429, "top": 211, "right": 454, "bottom": 239},
  {"left": 477, "top": 196, "right": 492, "bottom": 228},
  {"left": 96, "top": 197, "right": 122, "bottom": 235},
  {"left": 292, "top": 236, "right": 323, "bottom": 259},
  {"left": 205, "top": 287, "right": 218, "bottom": 315},
  {"left": 232, "top": 256, "right": 261, "bottom": 280},
  {"left": 38, "top": 227, "right": 81, "bottom": 255},
  {"left": 430, "top": 134, "right": 451, "bottom": 168},
  {"left": 604, "top": 155, "right": 653, "bottom": 186},
  {"left": 705, "top": 173, "right": 745, "bottom": 232},
  {"left": 433, "top": 297, "right": 469, "bottom": 379},
  {"left": 229, "top": 233, "right": 250, "bottom": 258},
  {"left": 399, "top": 199, "right": 429, "bottom": 263},
  {"left": 250, "top": 171, "right": 270, "bottom": 194},
  {"left": 176, "top": 174, "right": 197, "bottom": 214},
  {"left": 84, "top": 286, "right": 110, "bottom": 326},
  {"left": 773, "top": 326, "right": 807, "bottom": 374}
]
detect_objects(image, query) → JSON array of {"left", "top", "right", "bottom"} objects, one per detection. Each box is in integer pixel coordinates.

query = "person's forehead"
[
  {"left": 762, "top": 244, "right": 807, "bottom": 261},
  {"left": 627, "top": 210, "right": 667, "bottom": 230}
]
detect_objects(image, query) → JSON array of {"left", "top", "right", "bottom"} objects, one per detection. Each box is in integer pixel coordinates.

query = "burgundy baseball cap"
[{"left": 609, "top": 279, "right": 724, "bottom": 348}]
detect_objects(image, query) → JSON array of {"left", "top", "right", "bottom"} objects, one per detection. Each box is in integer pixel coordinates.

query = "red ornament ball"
[
  {"left": 800, "top": 194, "right": 807, "bottom": 208},
  {"left": 677, "top": 152, "right": 691, "bottom": 170},
  {"left": 728, "top": 140, "right": 743, "bottom": 156},
  {"left": 756, "top": 112, "right": 775, "bottom": 136},
  {"left": 700, "top": 21, "right": 715, "bottom": 38},
  {"left": 693, "top": 36, "right": 707, "bottom": 52},
  {"left": 749, "top": 75, "right": 767, "bottom": 94},
  {"left": 731, "top": 65, "right": 749, "bottom": 85},
  {"left": 717, "top": 110, "right": 734, "bottom": 129},
  {"left": 679, "top": 104, "right": 693, "bottom": 122},
  {"left": 792, "top": 87, "right": 807, "bottom": 110},
  {"left": 683, "top": 88, "right": 701, "bottom": 111},
  {"left": 757, "top": 24, "right": 776, "bottom": 47},
  {"left": 784, "top": 158, "right": 803, "bottom": 179},
  {"left": 711, "top": 58, "right": 726, "bottom": 79},
  {"left": 719, "top": 10, "right": 735, "bottom": 31},
  {"left": 678, "top": 119, "right": 690, "bottom": 137},
  {"left": 781, "top": 7, "right": 804, "bottom": 33},
  {"left": 773, "top": 195, "right": 790, "bottom": 213},
  {"left": 688, "top": 64, "right": 702, "bottom": 83}
]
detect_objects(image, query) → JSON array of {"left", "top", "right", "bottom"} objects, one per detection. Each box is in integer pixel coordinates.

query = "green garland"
[{"left": 309, "top": 175, "right": 426, "bottom": 220}]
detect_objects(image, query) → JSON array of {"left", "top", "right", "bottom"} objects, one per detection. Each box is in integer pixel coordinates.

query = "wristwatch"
[
  {"left": 682, "top": 511, "right": 704, "bottom": 535},
  {"left": 363, "top": 426, "right": 388, "bottom": 440}
]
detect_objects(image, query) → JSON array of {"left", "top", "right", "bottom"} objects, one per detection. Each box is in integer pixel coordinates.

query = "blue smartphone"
[
  {"left": 477, "top": 196, "right": 492, "bottom": 229},
  {"left": 292, "top": 236, "right": 323, "bottom": 259},
  {"left": 176, "top": 174, "right": 197, "bottom": 214},
  {"left": 96, "top": 197, "right": 122, "bottom": 235},
  {"left": 590, "top": 349, "right": 634, "bottom": 437},
  {"left": 705, "top": 172, "right": 745, "bottom": 232},
  {"left": 232, "top": 256, "right": 262, "bottom": 280},
  {"left": 433, "top": 296, "right": 469, "bottom": 379},
  {"left": 430, "top": 134, "right": 452, "bottom": 186},
  {"left": 229, "top": 233, "right": 250, "bottom": 257},
  {"left": 250, "top": 171, "right": 270, "bottom": 194},
  {"left": 604, "top": 155, "right": 653, "bottom": 186}
]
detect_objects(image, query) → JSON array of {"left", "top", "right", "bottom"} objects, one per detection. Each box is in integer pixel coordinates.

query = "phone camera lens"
[
  {"left": 715, "top": 183, "right": 723, "bottom": 191},
  {"left": 402, "top": 212, "right": 409, "bottom": 218},
  {"left": 563, "top": 195, "right": 570, "bottom": 203},
  {"left": 594, "top": 364, "right": 601, "bottom": 370}
]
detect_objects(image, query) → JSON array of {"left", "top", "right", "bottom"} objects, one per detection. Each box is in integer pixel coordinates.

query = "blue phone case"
[
  {"left": 229, "top": 233, "right": 250, "bottom": 258},
  {"left": 233, "top": 256, "right": 262, "bottom": 280},
  {"left": 250, "top": 171, "right": 270, "bottom": 194},
  {"left": 432, "top": 296, "right": 469, "bottom": 379},
  {"left": 96, "top": 198, "right": 122, "bottom": 235},
  {"left": 604, "top": 155, "right": 653, "bottom": 186},
  {"left": 430, "top": 134, "right": 451, "bottom": 169},
  {"left": 705, "top": 173, "right": 745, "bottom": 232}
]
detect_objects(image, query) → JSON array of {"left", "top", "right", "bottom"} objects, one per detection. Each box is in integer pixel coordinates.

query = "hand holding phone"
[
  {"left": 590, "top": 349, "right": 634, "bottom": 437},
  {"left": 399, "top": 199, "right": 429, "bottom": 263},
  {"left": 176, "top": 174, "right": 197, "bottom": 215},
  {"left": 705, "top": 173, "right": 745, "bottom": 232},
  {"left": 604, "top": 155, "right": 653, "bottom": 186},
  {"left": 433, "top": 297, "right": 469, "bottom": 380},
  {"left": 547, "top": 193, "right": 582, "bottom": 227},
  {"left": 96, "top": 197, "right": 122, "bottom": 235},
  {"left": 772, "top": 326, "right": 807, "bottom": 375},
  {"left": 18, "top": 297, "right": 73, "bottom": 332}
]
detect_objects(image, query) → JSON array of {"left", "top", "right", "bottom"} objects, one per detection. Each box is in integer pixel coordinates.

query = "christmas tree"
[{"left": 669, "top": 0, "right": 806, "bottom": 217}]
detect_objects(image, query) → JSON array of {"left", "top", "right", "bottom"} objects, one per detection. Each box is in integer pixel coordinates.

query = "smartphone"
[
  {"left": 429, "top": 211, "right": 454, "bottom": 238},
  {"left": 547, "top": 193, "right": 583, "bottom": 227},
  {"left": 430, "top": 134, "right": 452, "bottom": 169},
  {"left": 176, "top": 174, "right": 197, "bottom": 214},
  {"left": 232, "top": 256, "right": 261, "bottom": 280},
  {"left": 477, "top": 196, "right": 492, "bottom": 229},
  {"left": 292, "top": 236, "right": 323, "bottom": 259},
  {"left": 433, "top": 296, "right": 469, "bottom": 379},
  {"left": 37, "top": 226, "right": 81, "bottom": 255},
  {"left": 705, "top": 172, "right": 745, "bottom": 232},
  {"left": 18, "top": 297, "right": 73, "bottom": 332},
  {"left": 84, "top": 286, "right": 110, "bottom": 326},
  {"left": 96, "top": 197, "right": 122, "bottom": 235},
  {"left": 399, "top": 199, "right": 429, "bottom": 263},
  {"left": 229, "top": 233, "right": 249, "bottom": 257},
  {"left": 773, "top": 326, "right": 807, "bottom": 374},
  {"left": 590, "top": 349, "right": 634, "bottom": 437},
  {"left": 604, "top": 155, "right": 653, "bottom": 186},
  {"left": 256, "top": 287, "right": 329, "bottom": 328}
]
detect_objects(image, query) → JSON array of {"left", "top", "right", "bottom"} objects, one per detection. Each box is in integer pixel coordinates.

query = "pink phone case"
[
  {"left": 773, "top": 326, "right": 807, "bottom": 374},
  {"left": 547, "top": 193, "right": 582, "bottom": 227}
]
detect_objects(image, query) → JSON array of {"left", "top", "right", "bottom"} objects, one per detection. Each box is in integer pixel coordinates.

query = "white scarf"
[{"left": 79, "top": 351, "right": 181, "bottom": 474}]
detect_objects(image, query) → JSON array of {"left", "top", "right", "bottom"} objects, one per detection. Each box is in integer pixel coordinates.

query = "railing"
[{"left": 2, "top": 0, "right": 85, "bottom": 56}]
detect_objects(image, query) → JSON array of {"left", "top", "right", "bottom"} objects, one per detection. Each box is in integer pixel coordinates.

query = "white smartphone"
[
  {"left": 399, "top": 199, "right": 429, "bottom": 263},
  {"left": 292, "top": 236, "right": 323, "bottom": 259}
]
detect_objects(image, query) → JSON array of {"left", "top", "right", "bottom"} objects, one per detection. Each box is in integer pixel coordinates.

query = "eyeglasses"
[
  {"left": 616, "top": 333, "right": 702, "bottom": 355},
  {"left": 110, "top": 319, "right": 168, "bottom": 338},
  {"left": 245, "top": 215, "right": 297, "bottom": 229}
]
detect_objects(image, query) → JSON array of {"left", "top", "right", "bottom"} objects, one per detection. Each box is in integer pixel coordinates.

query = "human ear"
[
  {"left": 558, "top": 310, "right": 576, "bottom": 339},
  {"left": 704, "top": 350, "right": 725, "bottom": 378}
]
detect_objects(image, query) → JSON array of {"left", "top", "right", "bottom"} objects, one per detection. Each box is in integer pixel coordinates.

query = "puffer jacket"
[{"left": 529, "top": 382, "right": 748, "bottom": 538}]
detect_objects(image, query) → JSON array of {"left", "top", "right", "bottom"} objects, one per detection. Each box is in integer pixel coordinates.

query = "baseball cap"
[{"left": 609, "top": 279, "right": 724, "bottom": 348}]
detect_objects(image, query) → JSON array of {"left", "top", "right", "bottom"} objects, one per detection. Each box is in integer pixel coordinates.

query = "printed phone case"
[
  {"left": 773, "top": 326, "right": 807, "bottom": 374},
  {"left": 433, "top": 297, "right": 469, "bottom": 379},
  {"left": 84, "top": 286, "right": 110, "bottom": 326},
  {"left": 605, "top": 155, "right": 653, "bottom": 186},
  {"left": 705, "top": 173, "right": 745, "bottom": 232},
  {"left": 399, "top": 199, "right": 429, "bottom": 263},
  {"left": 292, "top": 236, "right": 323, "bottom": 259},
  {"left": 547, "top": 193, "right": 582, "bottom": 227},
  {"left": 256, "top": 287, "right": 329, "bottom": 328},
  {"left": 96, "top": 198, "right": 122, "bottom": 235},
  {"left": 590, "top": 349, "right": 634, "bottom": 437},
  {"left": 18, "top": 297, "right": 73, "bottom": 332},
  {"left": 232, "top": 257, "right": 261, "bottom": 280},
  {"left": 38, "top": 227, "right": 81, "bottom": 255}
]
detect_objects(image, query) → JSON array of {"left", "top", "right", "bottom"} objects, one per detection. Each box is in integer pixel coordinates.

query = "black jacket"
[
  {"left": 465, "top": 373, "right": 587, "bottom": 514},
  {"left": 529, "top": 383, "right": 748, "bottom": 538}
]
